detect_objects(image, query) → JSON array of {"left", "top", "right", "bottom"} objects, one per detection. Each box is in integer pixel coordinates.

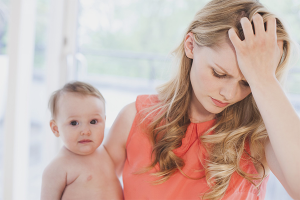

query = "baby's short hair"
[{"left": 48, "top": 81, "right": 105, "bottom": 119}]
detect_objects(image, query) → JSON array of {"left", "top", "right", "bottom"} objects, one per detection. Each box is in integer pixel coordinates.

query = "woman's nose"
[{"left": 219, "top": 82, "right": 238, "bottom": 101}]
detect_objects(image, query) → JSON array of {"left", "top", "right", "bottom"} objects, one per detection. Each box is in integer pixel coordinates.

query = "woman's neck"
[{"left": 189, "top": 91, "right": 215, "bottom": 123}]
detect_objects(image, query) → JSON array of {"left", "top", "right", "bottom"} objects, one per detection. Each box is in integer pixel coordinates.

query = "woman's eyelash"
[
  {"left": 212, "top": 69, "right": 250, "bottom": 87},
  {"left": 212, "top": 69, "right": 226, "bottom": 79}
]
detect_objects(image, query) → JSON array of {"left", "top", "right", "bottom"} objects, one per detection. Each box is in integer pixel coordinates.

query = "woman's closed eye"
[
  {"left": 70, "top": 121, "right": 79, "bottom": 126},
  {"left": 212, "top": 69, "right": 250, "bottom": 87},
  {"left": 90, "top": 119, "right": 98, "bottom": 124},
  {"left": 212, "top": 69, "right": 226, "bottom": 79}
]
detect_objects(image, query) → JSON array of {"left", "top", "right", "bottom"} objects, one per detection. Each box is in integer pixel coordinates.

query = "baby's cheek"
[{"left": 93, "top": 127, "right": 105, "bottom": 140}]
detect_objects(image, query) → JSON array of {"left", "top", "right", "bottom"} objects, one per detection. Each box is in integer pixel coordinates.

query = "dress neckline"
[{"left": 190, "top": 118, "right": 216, "bottom": 124}]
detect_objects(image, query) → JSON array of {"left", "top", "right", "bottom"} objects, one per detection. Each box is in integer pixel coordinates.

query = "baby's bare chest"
[{"left": 61, "top": 160, "right": 116, "bottom": 199}]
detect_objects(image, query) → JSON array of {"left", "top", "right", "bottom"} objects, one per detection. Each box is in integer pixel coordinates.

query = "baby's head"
[{"left": 48, "top": 81, "right": 106, "bottom": 155}]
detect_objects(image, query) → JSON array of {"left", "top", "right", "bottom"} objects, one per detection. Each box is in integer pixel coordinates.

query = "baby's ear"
[{"left": 50, "top": 120, "right": 59, "bottom": 137}]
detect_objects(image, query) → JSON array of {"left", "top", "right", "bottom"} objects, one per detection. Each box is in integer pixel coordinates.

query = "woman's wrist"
[{"left": 248, "top": 74, "right": 279, "bottom": 93}]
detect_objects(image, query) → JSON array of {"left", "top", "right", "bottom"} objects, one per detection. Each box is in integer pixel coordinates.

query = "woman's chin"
[{"left": 205, "top": 103, "right": 227, "bottom": 114}]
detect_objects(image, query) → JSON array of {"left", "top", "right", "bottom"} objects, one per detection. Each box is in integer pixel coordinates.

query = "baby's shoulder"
[
  {"left": 42, "top": 152, "right": 70, "bottom": 182},
  {"left": 44, "top": 148, "right": 73, "bottom": 172}
]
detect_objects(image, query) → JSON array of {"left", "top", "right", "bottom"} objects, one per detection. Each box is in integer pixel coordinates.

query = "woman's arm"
[
  {"left": 229, "top": 14, "right": 300, "bottom": 199},
  {"left": 103, "top": 102, "right": 137, "bottom": 177},
  {"left": 251, "top": 77, "right": 300, "bottom": 199}
]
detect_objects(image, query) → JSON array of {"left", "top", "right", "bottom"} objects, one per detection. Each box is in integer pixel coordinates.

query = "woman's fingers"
[
  {"left": 252, "top": 14, "right": 265, "bottom": 36},
  {"left": 277, "top": 40, "right": 283, "bottom": 51},
  {"left": 229, "top": 15, "right": 279, "bottom": 54},
  {"left": 267, "top": 17, "right": 277, "bottom": 37},
  {"left": 241, "top": 14, "right": 277, "bottom": 40},
  {"left": 240, "top": 17, "right": 254, "bottom": 40},
  {"left": 228, "top": 28, "right": 241, "bottom": 49},
  {"left": 228, "top": 14, "right": 282, "bottom": 84},
  {"left": 277, "top": 40, "right": 284, "bottom": 60}
]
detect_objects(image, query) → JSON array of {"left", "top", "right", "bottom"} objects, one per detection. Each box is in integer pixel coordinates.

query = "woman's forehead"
[
  {"left": 201, "top": 42, "right": 237, "bottom": 65},
  {"left": 199, "top": 42, "right": 244, "bottom": 78}
]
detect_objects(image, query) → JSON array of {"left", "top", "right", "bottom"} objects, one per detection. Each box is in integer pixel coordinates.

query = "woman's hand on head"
[{"left": 228, "top": 14, "right": 283, "bottom": 87}]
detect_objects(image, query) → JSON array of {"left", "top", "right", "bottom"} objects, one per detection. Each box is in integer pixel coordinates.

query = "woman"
[{"left": 103, "top": 0, "right": 300, "bottom": 199}]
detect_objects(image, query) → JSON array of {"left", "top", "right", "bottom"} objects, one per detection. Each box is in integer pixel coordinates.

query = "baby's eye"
[
  {"left": 90, "top": 119, "right": 98, "bottom": 124},
  {"left": 70, "top": 121, "right": 79, "bottom": 126}
]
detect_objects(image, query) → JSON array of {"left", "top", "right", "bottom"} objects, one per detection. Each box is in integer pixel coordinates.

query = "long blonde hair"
[{"left": 141, "top": 0, "right": 292, "bottom": 199}]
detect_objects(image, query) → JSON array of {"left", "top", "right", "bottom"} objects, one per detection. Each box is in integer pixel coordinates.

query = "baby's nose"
[{"left": 80, "top": 127, "right": 91, "bottom": 136}]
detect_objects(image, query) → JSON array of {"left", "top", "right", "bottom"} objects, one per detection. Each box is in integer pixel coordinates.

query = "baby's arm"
[{"left": 41, "top": 159, "right": 67, "bottom": 200}]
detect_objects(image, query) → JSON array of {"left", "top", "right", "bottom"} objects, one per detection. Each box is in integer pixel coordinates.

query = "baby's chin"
[{"left": 68, "top": 145, "right": 100, "bottom": 156}]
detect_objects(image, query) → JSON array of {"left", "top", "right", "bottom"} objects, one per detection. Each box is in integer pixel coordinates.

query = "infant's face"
[{"left": 53, "top": 92, "right": 106, "bottom": 155}]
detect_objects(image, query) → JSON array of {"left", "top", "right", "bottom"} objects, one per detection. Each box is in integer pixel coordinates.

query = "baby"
[{"left": 41, "top": 81, "right": 123, "bottom": 200}]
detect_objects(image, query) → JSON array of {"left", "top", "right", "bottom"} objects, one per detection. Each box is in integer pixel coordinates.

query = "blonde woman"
[{"left": 103, "top": 0, "right": 300, "bottom": 199}]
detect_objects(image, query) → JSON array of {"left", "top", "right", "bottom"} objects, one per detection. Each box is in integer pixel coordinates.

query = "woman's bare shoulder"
[
  {"left": 116, "top": 102, "right": 137, "bottom": 137},
  {"left": 103, "top": 101, "right": 137, "bottom": 176},
  {"left": 109, "top": 102, "right": 137, "bottom": 146}
]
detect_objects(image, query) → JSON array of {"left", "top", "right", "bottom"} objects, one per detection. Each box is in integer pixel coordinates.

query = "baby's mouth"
[{"left": 78, "top": 139, "right": 92, "bottom": 144}]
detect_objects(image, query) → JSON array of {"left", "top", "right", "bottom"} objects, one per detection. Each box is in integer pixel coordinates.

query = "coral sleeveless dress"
[{"left": 123, "top": 95, "right": 269, "bottom": 200}]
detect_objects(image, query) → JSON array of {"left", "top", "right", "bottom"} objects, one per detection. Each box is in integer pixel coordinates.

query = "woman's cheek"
[{"left": 197, "top": 69, "right": 215, "bottom": 91}]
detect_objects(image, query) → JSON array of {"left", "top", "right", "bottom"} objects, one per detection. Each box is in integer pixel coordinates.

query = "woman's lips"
[
  {"left": 78, "top": 139, "right": 92, "bottom": 144},
  {"left": 211, "top": 97, "right": 229, "bottom": 107}
]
